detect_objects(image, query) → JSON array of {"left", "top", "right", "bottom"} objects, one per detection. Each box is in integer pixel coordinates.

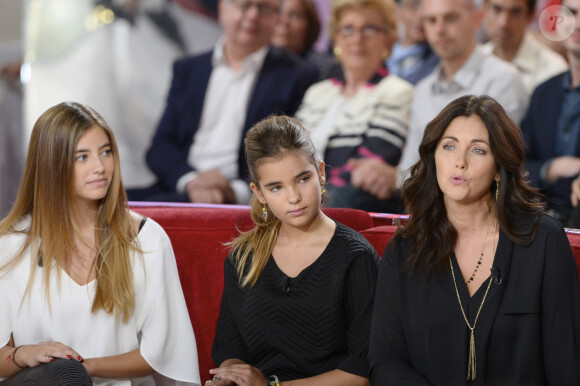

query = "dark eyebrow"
[
  {"left": 75, "top": 143, "right": 111, "bottom": 153},
  {"left": 441, "top": 136, "right": 489, "bottom": 145},
  {"left": 263, "top": 170, "right": 312, "bottom": 188},
  {"left": 295, "top": 170, "right": 312, "bottom": 179},
  {"left": 263, "top": 180, "right": 281, "bottom": 188}
]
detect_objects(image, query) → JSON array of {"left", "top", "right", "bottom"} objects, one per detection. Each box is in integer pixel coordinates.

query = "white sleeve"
[
  {"left": 396, "top": 100, "right": 424, "bottom": 188},
  {"left": 0, "top": 234, "right": 27, "bottom": 349},
  {"left": 137, "top": 221, "right": 201, "bottom": 386},
  {"left": 230, "top": 178, "right": 252, "bottom": 205}
]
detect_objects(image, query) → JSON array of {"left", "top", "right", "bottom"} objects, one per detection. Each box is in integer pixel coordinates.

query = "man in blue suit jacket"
[
  {"left": 131, "top": 0, "right": 318, "bottom": 204},
  {"left": 521, "top": 0, "right": 580, "bottom": 225}
]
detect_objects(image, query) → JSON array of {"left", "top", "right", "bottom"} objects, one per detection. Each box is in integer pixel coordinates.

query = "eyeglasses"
[
  {"left": 224, "top": 0, "right": 281, "bottom": 18},
  {"left": 337, "top": 24, "right": 386, "bottom": 38}
]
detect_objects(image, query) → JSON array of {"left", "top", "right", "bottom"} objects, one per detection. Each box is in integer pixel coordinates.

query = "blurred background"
[{"left": 0, "top": 0, "right": 333, "bottom": 217}]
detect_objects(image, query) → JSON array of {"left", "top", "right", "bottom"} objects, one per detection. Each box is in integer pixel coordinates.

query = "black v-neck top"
[{"left": 212, "top": 222, "right": 380, "bottom": 381}]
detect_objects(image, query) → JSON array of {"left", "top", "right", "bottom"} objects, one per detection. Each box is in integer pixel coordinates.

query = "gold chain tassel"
[{"left": 467, "top": 328, "right": 476, "bottom": 380}]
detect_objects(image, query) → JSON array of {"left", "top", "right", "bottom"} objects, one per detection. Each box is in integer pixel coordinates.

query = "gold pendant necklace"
[{"left": 450, "top": 219, "right": 497, "bottom": 380}]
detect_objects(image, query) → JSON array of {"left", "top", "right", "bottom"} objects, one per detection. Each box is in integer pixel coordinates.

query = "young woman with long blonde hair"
[
  {"left": 207, "top": 116, "right": 378, "bottom": 386},
  {"left": 0, "top": 102, "right": 200, "bottom": 385}
]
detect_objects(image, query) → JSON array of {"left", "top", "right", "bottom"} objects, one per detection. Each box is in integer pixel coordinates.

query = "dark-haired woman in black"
[{"left": 369, "top": 95, "right": 580, "bottom": 385}]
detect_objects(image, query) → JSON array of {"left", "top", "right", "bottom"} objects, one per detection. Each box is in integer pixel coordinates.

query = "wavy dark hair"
[{"left": 398, "top": 95, "right": 544, "bottom": 274}]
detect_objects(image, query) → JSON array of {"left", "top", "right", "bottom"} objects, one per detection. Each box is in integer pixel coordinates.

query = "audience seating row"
[{"left": 129, "top": 202, "right": 580, "bottom": 382}]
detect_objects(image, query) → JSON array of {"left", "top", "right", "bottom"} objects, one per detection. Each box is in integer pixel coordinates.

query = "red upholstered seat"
[{"left": 128, "top": 202, "right": 580, "bottom": 383}]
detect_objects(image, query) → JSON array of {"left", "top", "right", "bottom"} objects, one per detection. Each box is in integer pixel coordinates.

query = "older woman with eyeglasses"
[{"left": 295, "top": 0, "right": 413, "bottom": 213}]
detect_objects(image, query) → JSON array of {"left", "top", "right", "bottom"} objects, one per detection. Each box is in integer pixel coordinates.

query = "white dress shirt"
[
  {"left": 176, "top": 38, "right": 268, "bottom": 204},
  {"left": 482, "top": 32, "right": 568, "bottom": 94}
]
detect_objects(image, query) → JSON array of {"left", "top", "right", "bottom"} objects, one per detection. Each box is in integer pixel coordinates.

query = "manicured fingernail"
[
  {"left": 67, "top": 355, "right": 72, "bottom": 359},
  {"left": 50, "top": 358, "right": 54, "bottom": 362},
  {"left": 81, "top": 359, "right": 85, "bottom": 363},
  {"left": 78, "top": 356, "right": 83, "bottom": 360}
]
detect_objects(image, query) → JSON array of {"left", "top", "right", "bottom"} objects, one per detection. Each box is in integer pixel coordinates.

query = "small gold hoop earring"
[{"left": 381, "top": 49, "right": 390, "bottom": 61}]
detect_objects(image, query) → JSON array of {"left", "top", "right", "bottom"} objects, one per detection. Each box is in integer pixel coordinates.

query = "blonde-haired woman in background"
[
  {"left": 0, "top": 102, "right": 200, "bottom": 385},
  {"left": 208, "top": 116, "right": 378, "bottom": 386},
  {"left": 296, "top": 0, "right": 413, "bottom": 213}
]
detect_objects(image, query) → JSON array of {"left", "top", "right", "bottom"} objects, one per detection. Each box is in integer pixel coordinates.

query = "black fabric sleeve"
[
  {"left": 541, "top": 221, "right": 580, "bottom": 384},
  {"left": 336, "top": 248, "right": 379, "bottom": 377},
  {"left": 211, "top": 256, "right": 249, "bottom": 366},
  {"left": 368, "top": 241, "right": 431, "bottom": 386}
]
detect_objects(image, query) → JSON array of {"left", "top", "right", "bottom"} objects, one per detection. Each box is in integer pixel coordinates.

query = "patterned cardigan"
[{"left": 295, "top": 70, "right": 413, "bottom": 187}]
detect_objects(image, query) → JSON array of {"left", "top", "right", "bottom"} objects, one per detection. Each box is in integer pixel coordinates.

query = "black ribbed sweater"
[{"left": 212, "top": 223, "right": 379, "bottom": 381}]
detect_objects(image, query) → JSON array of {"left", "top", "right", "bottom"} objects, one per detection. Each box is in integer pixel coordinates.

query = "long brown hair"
[
  {"left": 230, "top": 115, "right": 322, "bottom": 287},
  {"left": 0, "top": 102, "right": 138, "bottom": 322},
  {"left": 298, "top": 0, "right": 321, "bottom": 54},
  {"left": 399, "top": 95, "right": 544, "bottom": 275}
]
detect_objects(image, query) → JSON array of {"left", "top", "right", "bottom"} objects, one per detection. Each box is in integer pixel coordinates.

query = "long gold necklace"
[
  {"left": 464, "top": 218, "right": 494, "bottom": 285},
  {"left": 449, "top": 219, "right": 497, "bottom": 381}
]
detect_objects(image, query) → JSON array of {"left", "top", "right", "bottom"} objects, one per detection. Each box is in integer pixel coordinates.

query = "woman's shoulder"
[
  {"left": 537, "top": 213, "right": 565, "bottom": 231},
  {"left": 0, "top": 216, "right": 31, "bottom": 245},
  {"left": 131, "top": 213, "right": 171, "bottom": 250},
  {"left": 530, "top": 213, "right": 567, "bottom": 241},
  {"left": 374, "top": 74, "right": 414, "bottom": 101},
  {"left": 511, "top": 212, "right": 563, "bottom": 238},
  {"left": 0, "top": 217, "right": 32, "bottom": 270},
  {"left": 302, "top": 78, "right": 341, "bottom": 100},
  {"left": 381, "top": 233, "right": 414, "bottom": 268}
]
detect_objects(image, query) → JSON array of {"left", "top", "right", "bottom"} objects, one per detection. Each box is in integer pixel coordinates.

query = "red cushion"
[
  {"left": 129, "top": 203, "right": 580, "bottom": 382},
  {"left": 360, "top": 225, "right": 398, "bottom": 257}
]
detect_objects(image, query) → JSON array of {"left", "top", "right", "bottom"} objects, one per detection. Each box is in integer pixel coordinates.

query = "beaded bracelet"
[
  {"left": 267, "top": 375, "right": 280, "bottom": 386},
  {"left": 7, "top": 346, "right": 26, "bottom": 369}
]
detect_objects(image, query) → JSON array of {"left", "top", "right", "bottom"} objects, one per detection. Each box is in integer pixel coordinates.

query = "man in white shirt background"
[{"left": 482, "top": 0, "right": 568, "bottom": 93}]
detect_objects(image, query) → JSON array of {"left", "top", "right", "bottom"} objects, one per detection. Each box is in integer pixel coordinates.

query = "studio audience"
[
  {"left": 130, "top": 0, "right": 318, "bottom": 205},
  {"left": 522, "top": 0, "right": 580, "bottom": 226}
]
